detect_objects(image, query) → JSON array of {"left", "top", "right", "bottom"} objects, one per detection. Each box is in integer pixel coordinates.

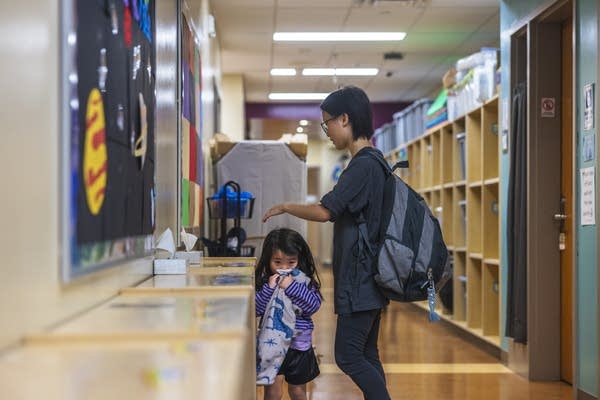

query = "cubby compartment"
[
  {"left": 422, "top": 190, "right": 432, "bottom": 206},
  {"left": 441, "top": 187, "right": 454, "bottom": 245},
  {"left": 482, "top": 262, "right": 500, "bottom": 339},
  {"left": 453, "top": 185, "right": 467, "bottom": 249},
  {"left": 432, "top": 130, "right": 442, "bottom": 187},
  {"left": 395, "top": 147, "right": 408, "bottom": 179},
  {"left": 422, "top": 135, "right": 433, "bottom": 189},
  {"left": 466, "top": 257, "right": 482, "bottom": 329},
  {"left": 402, "top": 145, "right": 413, "bottom": 185},
  {"left": 453, "top": 250, "right": 467, "bottom": 322},
  {"left": 453, "top": 117, "right": 466, "bottom": 183},
  {"left": 441, "top": 125, "right": 454, "bottom": 185},
  {"left": 412, "top": 140, "right": 423, "bottom": 190},
  {"left": 467, "top": 186, "right": 482, "bottom": 256},
  {"left": 483, "top": 183, "right": 500, "bottom": 260},
  {"left": 482, "top": 97, "right": 499, "bottom": 182},
  {"left": 466, "top": 109, "right": 482, "bottom": 183}
]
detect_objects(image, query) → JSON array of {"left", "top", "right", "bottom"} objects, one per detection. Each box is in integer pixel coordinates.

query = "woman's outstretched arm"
[{"left": 262, "top": 202, "right": 331, "bottom": 223}]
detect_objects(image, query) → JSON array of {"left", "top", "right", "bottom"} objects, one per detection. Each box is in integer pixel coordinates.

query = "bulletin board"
[
  {"left": 180, "top": 12, "right": 204, "bottom": 230},
  {"left": 60, "top": 0, "right": 156, "bottom": 281}
]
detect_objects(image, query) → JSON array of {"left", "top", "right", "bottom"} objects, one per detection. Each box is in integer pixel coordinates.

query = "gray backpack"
[{"left": 356, "top": 154, "right": 452, "bottom": 313}]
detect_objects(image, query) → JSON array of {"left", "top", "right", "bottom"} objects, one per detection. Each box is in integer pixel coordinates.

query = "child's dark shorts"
[{"left": 277, "top": 346, "right": 320, "bottom": 385}]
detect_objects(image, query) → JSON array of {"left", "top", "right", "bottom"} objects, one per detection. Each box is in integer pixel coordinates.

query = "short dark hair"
[{"left": 320, "top": 85, "right": 374, "bottom": 140}]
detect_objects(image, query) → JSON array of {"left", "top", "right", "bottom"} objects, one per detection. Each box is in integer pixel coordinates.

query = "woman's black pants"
[{"left": 335, "top": 308, "right": 391, "bottom": 400}]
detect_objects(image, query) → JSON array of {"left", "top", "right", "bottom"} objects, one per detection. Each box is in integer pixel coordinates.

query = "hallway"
[{"left": 259, "top": 266, "right": 572, "bottom": 400}]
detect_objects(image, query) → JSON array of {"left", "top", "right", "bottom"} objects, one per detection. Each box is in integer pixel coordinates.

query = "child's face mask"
[{"left": 270, "top": 249, "right": 298, "bottom": 274}]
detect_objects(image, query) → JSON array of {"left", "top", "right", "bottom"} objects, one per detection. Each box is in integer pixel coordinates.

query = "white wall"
[
  {"left": 0, "top": 0, "right": 221, "bottom": 349},
  {"left": 306, "top": 139, "right": 346, "bottom": 265},
  {"left": 220, "top": 74, "right": 246, "bottom": 141},
  {"left": 0, "top": 0, "right": 153, "bottom": 348}
]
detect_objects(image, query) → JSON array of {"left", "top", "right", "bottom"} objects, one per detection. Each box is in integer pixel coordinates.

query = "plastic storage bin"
[
  {"left": 392, "top": 98, "right": 432, "bottom": 147},
  {"left": 393, "top": 109, "right": 408, "bottom": 145},
  {"left": 207, "top": 189, "right": 255, "bottom": 219}
]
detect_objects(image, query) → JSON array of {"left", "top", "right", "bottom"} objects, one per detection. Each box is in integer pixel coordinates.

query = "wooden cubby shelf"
[{"left": 384, "top": 95, "right": 501, "bottom": 349}]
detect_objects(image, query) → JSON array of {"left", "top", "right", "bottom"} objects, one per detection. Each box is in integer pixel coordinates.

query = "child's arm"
[
  {"left": 284, "top": 281, "right": 322, "bottom": 315},
  {"left": 255, "top": 283, "right": 276, "bottom": 317}
]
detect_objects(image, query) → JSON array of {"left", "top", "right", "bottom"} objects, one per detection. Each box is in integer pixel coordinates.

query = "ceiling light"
[
  {"left": 269, "top": 93, "right": 328, "bottom": 101},
  {"left": 273, "top": 32, "right": 406, "bottom": 41},
  {"left": 299, "top": 120, "right": 309, "bottom": 126},
  {"left": 296, "top": 127, "right": 304, "bottom": 133},
  {"left": 302, "top": 68, "right": 379, "bottom": 76},
  {"left": 270, "top": 68, "right": 297, "bottom": 76}
]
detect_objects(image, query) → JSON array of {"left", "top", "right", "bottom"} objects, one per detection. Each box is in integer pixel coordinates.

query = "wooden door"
[{"left": 560, "top": 16, "right": 573, "bottom": 384}]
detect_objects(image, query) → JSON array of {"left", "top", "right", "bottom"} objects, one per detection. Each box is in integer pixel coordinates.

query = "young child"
[{"left": 255, "top": 228, "right": 322, "bottom": 400}]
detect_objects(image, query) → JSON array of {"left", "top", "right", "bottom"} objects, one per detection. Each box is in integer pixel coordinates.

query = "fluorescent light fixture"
[
  {"left": 270, "top": 68, "right": 297, "bottom": 76},
  {"left": 273, "top": 32, "right": 406, "bottom": 42},
  {"left": 269, "top": 93, "right": 328, "bottom": 101},
  {"left": 302, "top": 68, "right": 379, "bottom": 76}
]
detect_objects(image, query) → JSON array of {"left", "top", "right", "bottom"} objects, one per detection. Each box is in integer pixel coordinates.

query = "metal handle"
[{"left": 553, "top": 213, "right": 567, "bottom": 221}]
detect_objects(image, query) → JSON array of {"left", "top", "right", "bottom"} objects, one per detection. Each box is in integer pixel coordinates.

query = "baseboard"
[
  {"left": 500, "top": 350, "right": 509, "bottom": 365},
  {"left": 578, "top": 389, "right": 597, "bottom": 400},
  {"left": 409, "top": 303, "right": 501, "bottom": 359}
]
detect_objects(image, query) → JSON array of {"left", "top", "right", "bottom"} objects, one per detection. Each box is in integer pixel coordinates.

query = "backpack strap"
[
  {"left": 393, "top": 160, "right": 410, "bottom": 169},
  {"left": 354, "top": 149, "right": 401, "bottom": 258}
]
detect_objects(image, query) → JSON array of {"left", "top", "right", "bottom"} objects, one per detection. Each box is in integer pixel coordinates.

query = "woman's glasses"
[{"left": 320, "top": 116, "right": 338, "bottom": 134}]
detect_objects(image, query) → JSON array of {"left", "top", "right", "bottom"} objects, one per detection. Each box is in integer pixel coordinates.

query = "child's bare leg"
[
  {"left": 287, "top": 383, "right": 307, "bottom": 400},
  {"left": 264, "top": 375, "right": 285, "bottom": 400}
]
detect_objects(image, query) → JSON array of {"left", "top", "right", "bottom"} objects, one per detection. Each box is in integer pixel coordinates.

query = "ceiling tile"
[
  {"left": 344, "top": 4, "right": 424, "bottom": 31},
  {"left": 211, "top": 0, "right": 501, "bottom": 103}
]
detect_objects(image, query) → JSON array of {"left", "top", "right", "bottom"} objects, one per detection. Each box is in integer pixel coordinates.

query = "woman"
[{"left": 262, "top": 85, "right": 391, "bottom": 399}]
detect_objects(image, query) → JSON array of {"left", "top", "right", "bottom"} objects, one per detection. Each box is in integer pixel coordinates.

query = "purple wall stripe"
[{"left": 245, "top": 101, "right": 412, "bottom": 131}]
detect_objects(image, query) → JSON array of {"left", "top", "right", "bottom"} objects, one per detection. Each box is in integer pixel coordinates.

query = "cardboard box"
[{"left": 210, "top": 139, "right": 307, "bottom": 163}]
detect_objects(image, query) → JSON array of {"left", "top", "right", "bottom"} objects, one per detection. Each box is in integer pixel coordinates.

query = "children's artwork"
[
  {"left": 180, "top": 13, "right": 204, "bottom": 230},
  {"left": 584, "top": 83, "right": 594, "bottom": 130},
  {"left": 583, "top": 134, "right": 595, "bottom": 162},
  {"left": 61, "top": 0, "right": 156, "bottom": 281},
  {"left": 580, "top": 167, "right": 596, "bottom": 226}
]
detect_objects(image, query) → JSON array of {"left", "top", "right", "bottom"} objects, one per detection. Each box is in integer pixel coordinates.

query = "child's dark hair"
[
  {"left": 320, "top": 85, "right": 374, "bottom": 140},
  {"left": 255, "top": 228, "right": 322, "bottom": 296}
]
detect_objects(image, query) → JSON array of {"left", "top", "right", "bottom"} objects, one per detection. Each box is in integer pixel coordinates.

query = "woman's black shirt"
[{"left": 320, "top": 147, "right": 389, "bottom": 314}]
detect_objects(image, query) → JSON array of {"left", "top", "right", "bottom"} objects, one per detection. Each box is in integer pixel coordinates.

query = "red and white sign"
[{"left": 541, "top": 97, "right": 556, "bottom": 118}]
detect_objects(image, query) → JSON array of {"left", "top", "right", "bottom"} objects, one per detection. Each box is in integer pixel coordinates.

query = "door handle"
[{"left": 554, "top": 213, "right": 567, "bottom": 221}]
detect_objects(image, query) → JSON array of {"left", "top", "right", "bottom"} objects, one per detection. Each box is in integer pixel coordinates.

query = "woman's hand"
[{"left": 262, "top": 203, "right": 286, "bottom": 222}]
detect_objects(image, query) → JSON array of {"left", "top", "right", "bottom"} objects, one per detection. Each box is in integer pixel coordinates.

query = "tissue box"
[
  {"left": 174, "top": 250, "right": 203, "bottom": 265},
  {"left": 153, "top": 258, "right": 188, "bottom": 274}
]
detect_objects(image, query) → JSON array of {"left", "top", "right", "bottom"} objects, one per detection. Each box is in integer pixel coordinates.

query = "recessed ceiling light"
[
  {"left": 299, "top": 120, "right": 309, "bottom": 126},
  {"left": 296, "top": 127, "right": 304, "bottom": 133},
  {"left": 270, "top": 68, "right": 297, "bottom": 76},
  {"left": 268, "top": 93, "right": 328, "bottom": 101},
  {"left": 273, "top": 32, "right": 406, "bottom": 42},
  {"left": 302, "top": 68, "right": 379, "bottom": 76}
]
